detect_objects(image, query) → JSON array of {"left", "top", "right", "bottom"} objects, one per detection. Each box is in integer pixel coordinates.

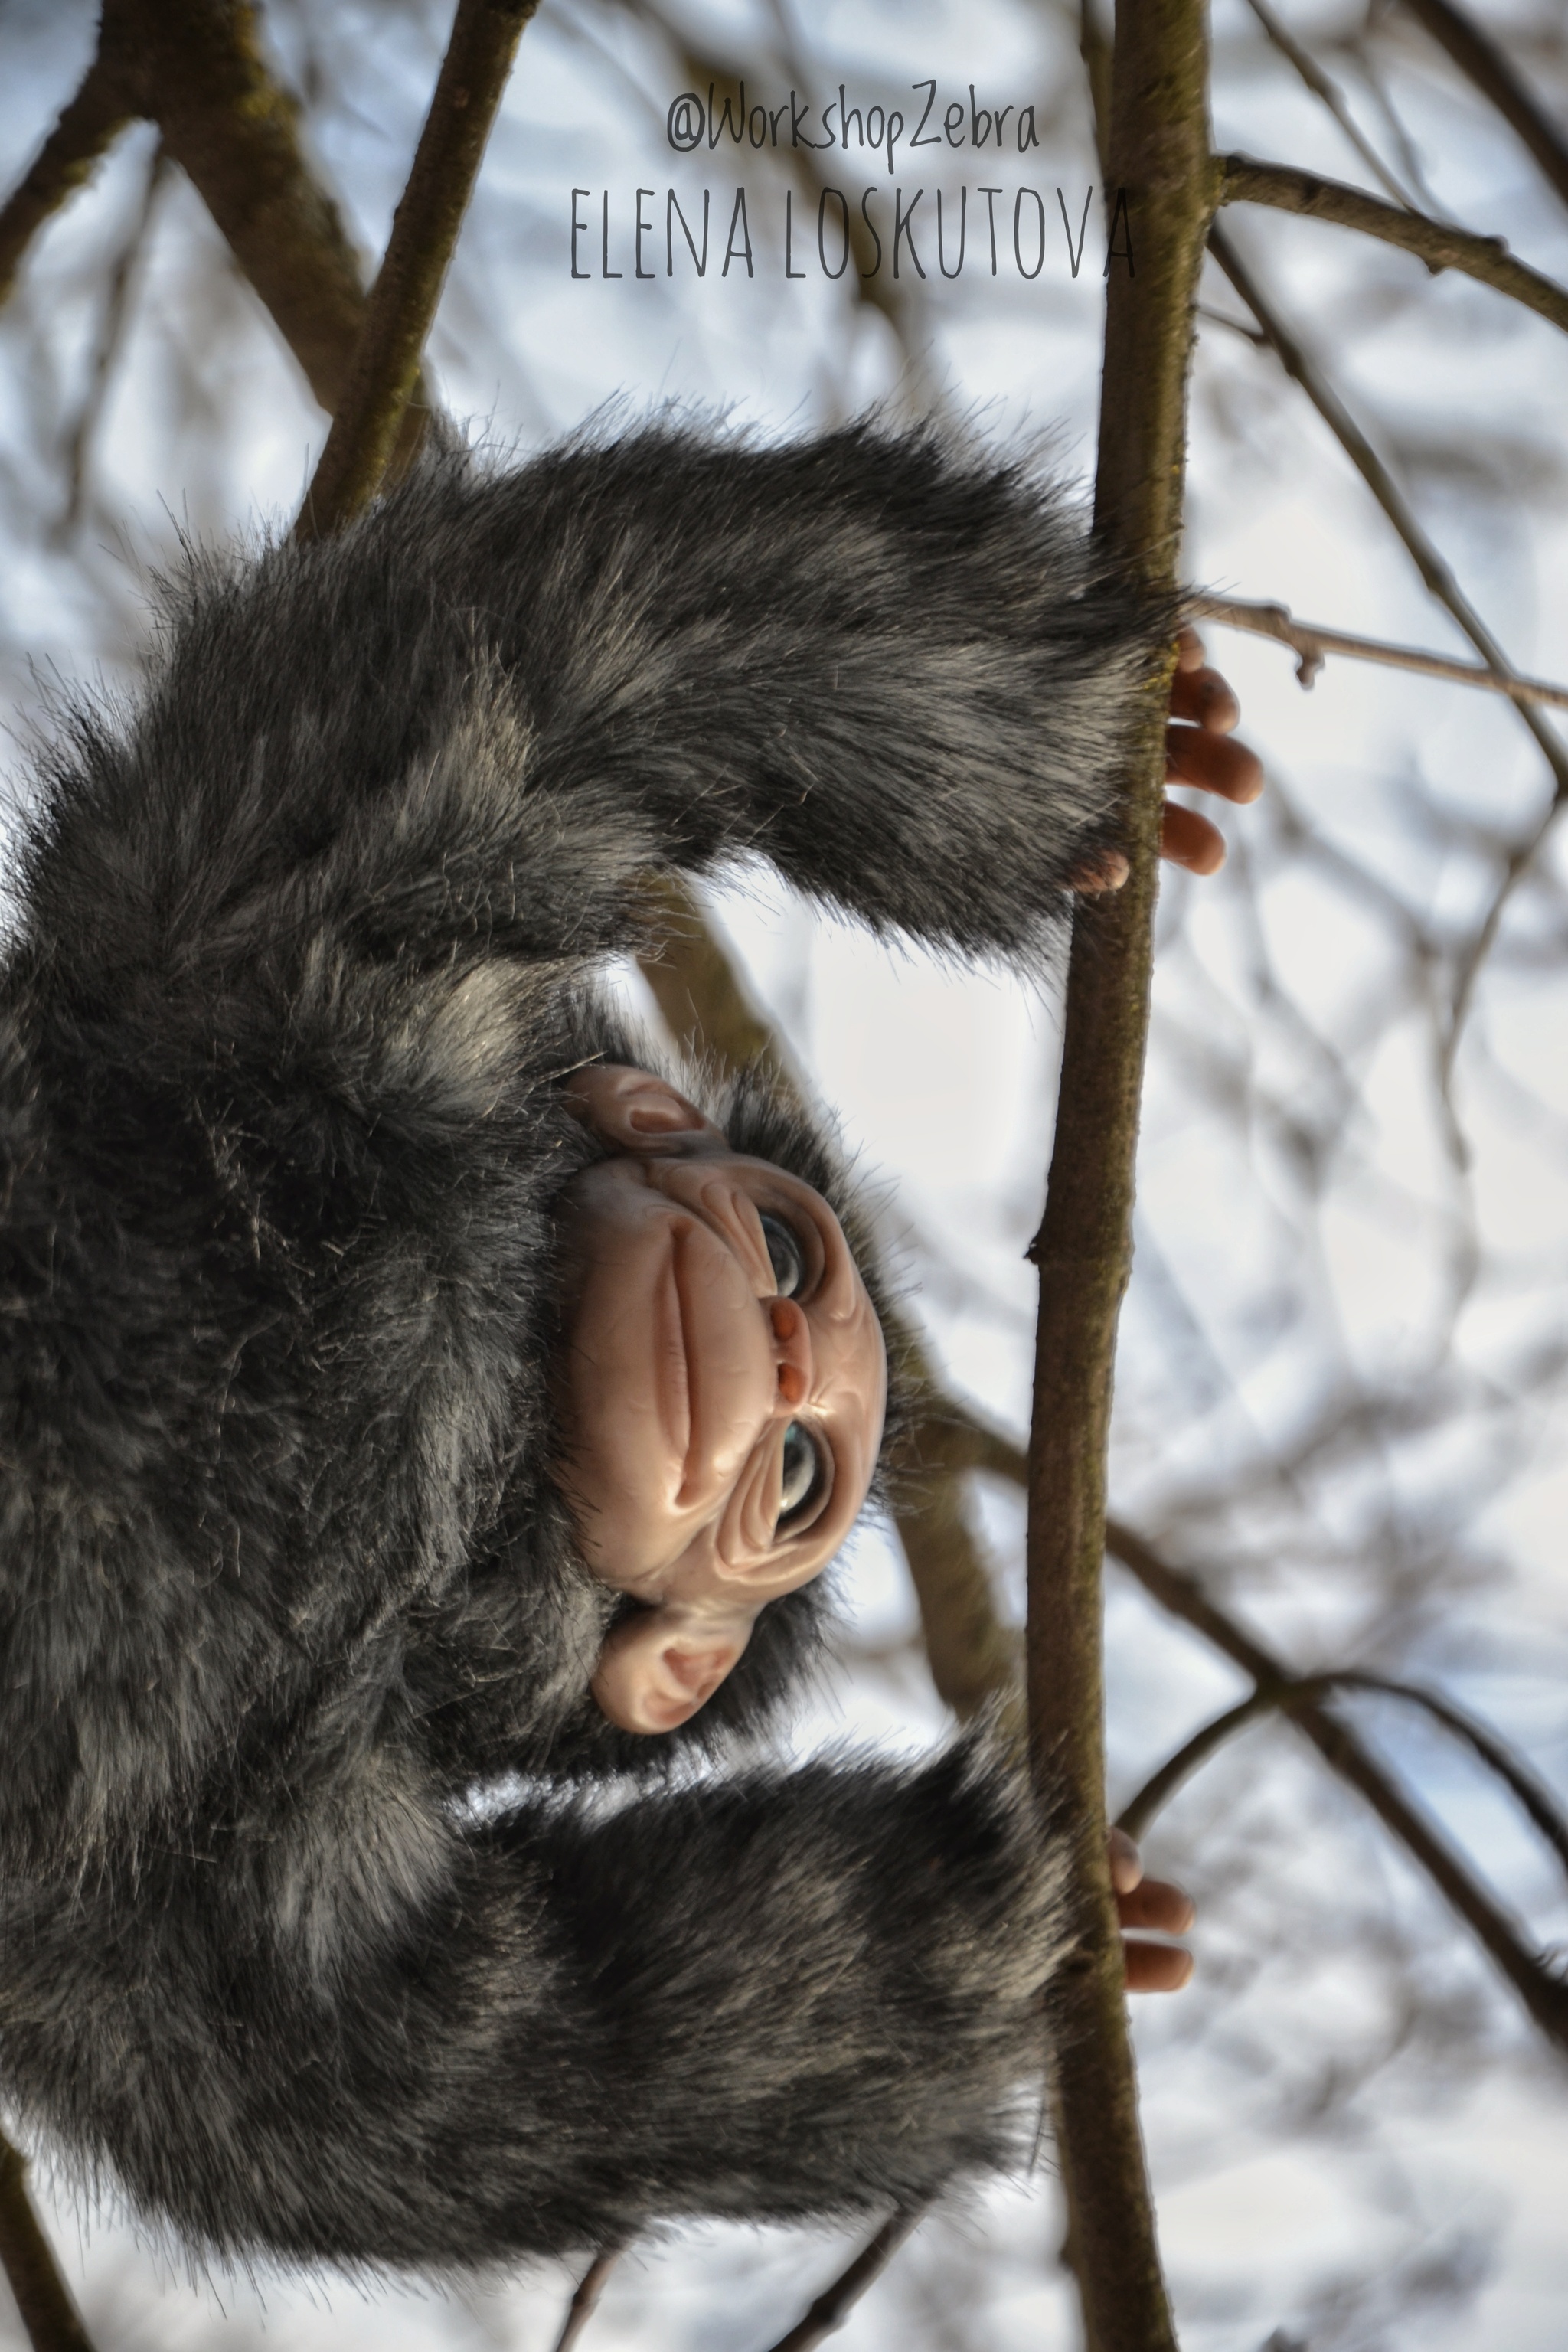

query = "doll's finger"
[
  {"left": 1116, "top": 1876, "right": 1196, "bottom": 1935},
  {"left": 1108, "top": 1825, "right": 1144, "bottom": 1893},
  {"left": 1122, "top": 1938, "right": 1194, "bottom": 1994},
  {"left": 1159, "top": 799, "right": 1227, "bottom": 876},
  {"left": 1165, "top": 723, "right": 1263, "bottom": 804},
  {"left": 1169, "top": 662, "right": 1240, "bottom": 733},
  {"left": 1174, "top": 625, "right": 1207, "bottom": 672},
  {"left": 1067, "top": 848, "right": 1130, "bottom": 894}
]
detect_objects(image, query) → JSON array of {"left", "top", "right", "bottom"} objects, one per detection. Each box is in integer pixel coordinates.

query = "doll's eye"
[
  {"left": 759, "top": 1212, "right": 806, "bottom": 1298},
  {"left": 777, "top": 1420, "right": 825, "bottom": 1525}
]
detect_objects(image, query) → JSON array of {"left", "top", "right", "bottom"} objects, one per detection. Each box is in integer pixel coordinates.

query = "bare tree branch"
[
  {"left": 1117, "top": 1668, "right": 1568, "bottom": 1879},
  {"left": 1207, "top": 218, "right": 1568, "bottom": 795},
  {"left": 0, "top": 4, "right": 440, "bottom": 476},
  {"left": 101, "top": 0, "right": 376, "bottom": 418},
  {"left": 0, "top": 60, "right": 131, "bottom": 312},
  {"left": 760, "top": 2208, "right": 925, "bottom": 2352},
  {"left": 1207, "top": 217, "right": 1568, "bottom": 1109},
  {"left": 550, "top": 2246, "right": 621, "bottom": 2352},
  {"left": 299, "top": 0, "right": 536, "bottom": 538},
  {"left": 60, "top": 142, "right": 168, "bottom": 532},
  {"left": 0, "top": 2129, "right": 95, "bottom": 2352},
  {"left": 1115, "top": 1687, "right": 1281, "bottom": 1839},
  {"left": 1102, "top": 1520, "right": 1568, "bottom": 2051},
  {"left": 1240, "top": 0, "right": 1416, "bottom": 207},
  {"left": 1399, "top": 0, "right": 1568, "bottom": 217},
  {"left": 1025, "top": 2, "right": 1217, "bottom": 2342},
  {"left": 1188, "top": 589, "right": 1568, "bottom": 710},
  {"left": 1218, "top": 155, "right": 1568, "bottom": 339}
]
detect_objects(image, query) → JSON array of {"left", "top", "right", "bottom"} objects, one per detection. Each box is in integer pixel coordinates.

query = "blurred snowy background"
[{"left": 0, "top": 0, "right": 1566, "bottom": 2345}]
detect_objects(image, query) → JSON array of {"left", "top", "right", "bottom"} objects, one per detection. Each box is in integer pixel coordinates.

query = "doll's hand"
[
  {"left": 1072, "top": 627, "right": 1264, "bottom": 892},
  {"left": 1110, "top": 1825, "right": 1194, "bottom": 1994}
]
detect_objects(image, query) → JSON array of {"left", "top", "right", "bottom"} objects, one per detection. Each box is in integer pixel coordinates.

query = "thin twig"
[
  {"left": 1399, "top": 0, "right": 1568, "bottom": 217},
  {"left": 1241, "top": 0, "right": 1415, "bottom": 207},
  {"left": 60, "top": 141, "right": 167, "bottom": 531},
  {"left": 1206, "top": 217, "right": 1568, "bottom": 1116},
  {"left": 1117, "top": 1668, "right": 1568, "bottom": 1878},
  {"left": 298, "top": 0, "right": 537, "bottom": 540},
  {"left": 0, "top": 60, "right": 131, "bottom": 311},
  {"left": 760, "top": 2209, "right": 925, "bottom": 2352},
  {"left": 939, "top": 1413, "right": 1568, "bottom": 2045},
  {"left": 550, "top": 2245, "right": 622, "bottom": 2352},
  {"left": 1187, "top": 590, "right": 1568, "bottom": 710},
  {"left": 1219, "top": 154, "right": 1568, "bottom": 339},
  {"left": 1115, "top": 1687, "right": 1285, "bottom": 1838},
  {"left": 0, "top": 2130, "right": 96, "bottom": 2352},
  {"left": 1336, "top": 1671, "right": 1568, "bottom": 1876}
]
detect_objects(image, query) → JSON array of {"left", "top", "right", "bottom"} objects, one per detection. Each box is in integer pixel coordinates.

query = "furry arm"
[{"left": 2, "top": 1744, "right": 1063, "bottom": 2265}]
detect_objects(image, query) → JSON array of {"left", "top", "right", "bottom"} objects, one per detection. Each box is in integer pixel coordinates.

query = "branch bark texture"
[
  {"left": 0, "top": 2132, "right": 94, "bottom": 2352},
  {"left": 1024, "top": 1, "right": 1217, "bottom": 2344},
  {"left": 1219, "top": 153, "right": 1568, "bottom": 338},
  {"left": 299, "top": 0, "right": 536, "bottom": 538},
  {"left": 0, "top": 62, "right": 130, "bottom": 311}
]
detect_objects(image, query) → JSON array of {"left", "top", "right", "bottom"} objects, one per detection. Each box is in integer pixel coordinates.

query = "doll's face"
[{"left": 555, "top": 1066, "right": 887, "bottom": 1736}]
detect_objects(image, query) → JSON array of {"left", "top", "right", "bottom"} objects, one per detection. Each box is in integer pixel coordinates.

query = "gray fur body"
[{"left": 0, "top": 423, "right": 1158, "bottom": 2268}]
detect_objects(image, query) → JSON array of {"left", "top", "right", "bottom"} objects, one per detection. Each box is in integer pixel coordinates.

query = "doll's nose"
[{"left": 768, "top": 1296, "right": 813, "bottom": 1410}]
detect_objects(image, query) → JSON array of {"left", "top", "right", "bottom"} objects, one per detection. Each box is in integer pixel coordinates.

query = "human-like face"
[{"left": 554, "top": 1067, "right": 887, "bottom": 1734}]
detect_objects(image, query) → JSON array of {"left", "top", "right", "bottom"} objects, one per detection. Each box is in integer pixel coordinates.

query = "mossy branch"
[
  {"left": 0, "top": 61, "right": 130, "bottom": 312},
  {"left": 298, "top": 0, "right": 537, "bottom": 540}
]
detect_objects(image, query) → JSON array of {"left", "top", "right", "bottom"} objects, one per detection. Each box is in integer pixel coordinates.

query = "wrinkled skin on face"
[
  {"left": 556, "top": 631, "right": 1263, "bottom": 1737},
  {"left": 554, "top": 1065, "right": 887, "bottom": 1734}
]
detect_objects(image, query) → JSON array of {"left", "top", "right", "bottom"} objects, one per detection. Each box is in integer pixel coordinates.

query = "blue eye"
[
  {"left": 759, "top": 1212, "right": 806, "bottom": 1299},
  {"left": 778, "top": 1421, "right": 825, "bottom": 1525}
]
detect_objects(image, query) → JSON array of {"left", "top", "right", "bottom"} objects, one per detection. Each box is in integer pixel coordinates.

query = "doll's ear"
[
  {"left": 590, "top": 1603, "right": 752, "bottom": 1734},
  {"left": 564, "top": 1064, "right": 730, "bottom": 1157}
]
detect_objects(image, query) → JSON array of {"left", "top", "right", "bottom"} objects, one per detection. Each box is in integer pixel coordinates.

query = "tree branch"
[
  {"left": 1025, "top": 2, "right": 1217, "bottom": 2345},
  {"left": 299, "top": 0, "right": 535, "bottom": 539},
  {"left": 1188, "top": 590, "right": 1568, "bottom": 710},
  {"left": 1399, "top": 0, "right": 1568, "bottom": 217},
  {"left": 1102, "top": 1520, "right": 1568, "bottom": 2051},
  {"left": 1116, "top": 1666, "right": 1568, "bottom": 1886},
  {"left": 760, "top": 2209, "right": 924, "bottom": 2352},
  {"left": 1240, "top": 0, "right": 1415, "bottom": 207},
  {"left": 1206, "top": 220, "right": 1568, "bottom": 797},
  {"left": 0, "top": 61, "right": 131, "bottom": 313},
  {"left": 1218, "top": 154, "right": 1568, "bottom": 338},
  {"left": 0, "top": 2130, "right": 95, "bottom": 2352},
  {"left": 550, "top": 2246, "right": 621, "bottom": 2352},
  {"left": 1115, "top": 1687, "right": 1285, "bottom": 1839},
  {"left": 1207, "top": 216, "right": 1568, "bottom": 1108}
]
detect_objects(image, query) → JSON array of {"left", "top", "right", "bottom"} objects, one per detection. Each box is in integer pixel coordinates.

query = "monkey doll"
[{"left": 0, "top": 422, "right": 1259, "bottom": 2271}]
